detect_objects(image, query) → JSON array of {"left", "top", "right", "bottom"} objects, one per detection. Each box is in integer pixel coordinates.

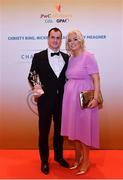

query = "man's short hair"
[{"left": 48, "top": 27, "right": 62, "bottom": 38}]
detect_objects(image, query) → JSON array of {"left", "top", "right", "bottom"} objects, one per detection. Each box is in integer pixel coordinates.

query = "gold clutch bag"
[{"left": 80, "top": 90, "right": 103, "bottom": 109}]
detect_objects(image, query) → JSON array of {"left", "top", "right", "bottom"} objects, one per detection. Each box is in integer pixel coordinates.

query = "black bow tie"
[{"left": 51, "top": 52, "right": 60, "bottom": 57}]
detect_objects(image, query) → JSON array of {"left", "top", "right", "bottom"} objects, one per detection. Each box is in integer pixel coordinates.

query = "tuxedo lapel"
[{"left": 59, "top": 52, "right": 68, "bottom": 79}]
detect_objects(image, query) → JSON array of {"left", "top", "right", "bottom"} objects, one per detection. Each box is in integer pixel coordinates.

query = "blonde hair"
[{"left": 66, "top": 30, "right": 85, "bottom": 55}]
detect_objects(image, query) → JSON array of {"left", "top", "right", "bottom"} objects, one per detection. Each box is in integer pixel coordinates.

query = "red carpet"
[{"left": 0, "top": 150, "right": 123, "bottom": 179}]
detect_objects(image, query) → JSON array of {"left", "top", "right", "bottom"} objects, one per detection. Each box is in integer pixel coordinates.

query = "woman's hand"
[{"left": 88, "top": 99, "right": 98, "bottom": 108}]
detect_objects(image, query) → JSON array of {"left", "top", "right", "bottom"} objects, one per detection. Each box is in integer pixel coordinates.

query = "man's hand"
[{"left": 33, "top": 84, "right": 44, "bottom": 97}]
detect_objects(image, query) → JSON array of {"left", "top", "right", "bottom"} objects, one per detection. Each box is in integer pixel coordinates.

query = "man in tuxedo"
[{"left": 28, "top": 27, "right": 69, "bottom": 175}]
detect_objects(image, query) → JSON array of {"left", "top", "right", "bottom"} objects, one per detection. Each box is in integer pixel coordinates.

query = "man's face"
[{"left": 48, "top": 30, "right": 62, "bottom": 51}]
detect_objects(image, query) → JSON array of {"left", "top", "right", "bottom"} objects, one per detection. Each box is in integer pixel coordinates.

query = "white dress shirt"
[{"left": 48, "top": 48, "right": 65, "bottom": 78}]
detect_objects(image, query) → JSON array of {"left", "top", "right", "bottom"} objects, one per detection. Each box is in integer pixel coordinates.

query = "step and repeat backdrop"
[{"left": 0, "top": 0, "right": 123, "bottom": 149}]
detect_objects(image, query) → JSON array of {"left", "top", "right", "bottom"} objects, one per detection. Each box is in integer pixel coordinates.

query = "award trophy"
[{"left": 29, "top": 70, "right": 44, "bottom": 97}]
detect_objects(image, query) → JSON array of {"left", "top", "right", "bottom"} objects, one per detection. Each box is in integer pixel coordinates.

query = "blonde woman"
[{"left": 61, "top": 30, "right": 100, "bottom": 175}]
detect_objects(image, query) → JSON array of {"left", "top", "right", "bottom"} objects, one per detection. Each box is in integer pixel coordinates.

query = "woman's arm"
[{"left": 88, "top": 73, "right": 100, "bottom": 108}]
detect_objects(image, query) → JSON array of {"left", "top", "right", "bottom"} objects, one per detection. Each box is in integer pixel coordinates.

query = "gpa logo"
[{"left": 56, "top": 18, "right": 69, "bottom": 23}]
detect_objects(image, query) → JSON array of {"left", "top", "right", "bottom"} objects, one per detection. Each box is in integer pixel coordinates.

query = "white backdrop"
[{"left": 0, "top": 0, "right": 123, "bottom": 149}]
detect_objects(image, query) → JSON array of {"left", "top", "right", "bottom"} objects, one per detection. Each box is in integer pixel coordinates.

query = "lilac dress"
[{"left": 61, "top": 51, "right": 99, "bottom": 148}]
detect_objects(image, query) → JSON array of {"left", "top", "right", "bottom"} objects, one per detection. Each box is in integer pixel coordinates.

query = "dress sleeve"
[{"left": 86, "top": 53, "right": 99, "bottom": 75}]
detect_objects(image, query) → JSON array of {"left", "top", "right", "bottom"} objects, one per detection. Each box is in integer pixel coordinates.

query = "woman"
[{"left": 61, "top": 30, "right": 100, "bottom": 175}]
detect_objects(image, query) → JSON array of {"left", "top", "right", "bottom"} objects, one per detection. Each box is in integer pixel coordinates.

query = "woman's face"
[{"left": 68, "top": 33, "right": 82, "bottom": 52}]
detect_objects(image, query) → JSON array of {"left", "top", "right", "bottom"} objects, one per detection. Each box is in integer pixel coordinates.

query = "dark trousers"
[{"left": 37, "top": 95, "right": 63, "bottom": 163}]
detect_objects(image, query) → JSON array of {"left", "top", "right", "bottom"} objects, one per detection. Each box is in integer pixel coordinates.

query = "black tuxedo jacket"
[{"left": 28, "top": 49, "right": 69, "bottom": 106}]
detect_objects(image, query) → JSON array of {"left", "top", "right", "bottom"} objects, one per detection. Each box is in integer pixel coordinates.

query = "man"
[{"left": 28, "top": 27, "right": 69, "bottom": 175}]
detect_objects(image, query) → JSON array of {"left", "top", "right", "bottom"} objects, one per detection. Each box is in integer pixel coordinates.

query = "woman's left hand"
[{"left": 88, "top": 99, "right": 98, "bottom": 108}]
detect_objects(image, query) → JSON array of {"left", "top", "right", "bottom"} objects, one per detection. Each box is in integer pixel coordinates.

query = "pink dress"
[{"left": 61, "top": 51, "right": 99, "bottom": 148}]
